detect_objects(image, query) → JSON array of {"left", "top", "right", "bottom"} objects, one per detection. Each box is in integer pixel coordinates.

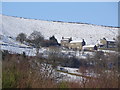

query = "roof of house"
[
  {"left": 83, "top": 45, "right": 95, "bottom": 48},
  {"left": 107, "top": 40, "right": 116, "bottom": 42},
  {"left": 101, "top": 38, "right": 116, "bottom": 42},
  {"left": 61, "top": 39, "right": 70, "bottom": 41},
  {"left": 70, "top": 40, "right": 83, "bottom": 43},
  {"left": 0, "top": 41, "right": 7, "bottom": 45},
  {"left": 61, "top": 37, "right": 71, "bottom": 41}
]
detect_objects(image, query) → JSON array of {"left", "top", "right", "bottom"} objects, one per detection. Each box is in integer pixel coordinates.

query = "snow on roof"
[
  {"left": 61, "top": 39, "right": 69, "bottom": 41},
  {"left": 0, "top": 41, "right": 7, "bottom": 44},
  {"left": 19, "top": 43, "right": 31, "bottom": 47},
  {"left": 101, "top": 38, "right": 116, "bottom": 42},
  {"left": 63, "top": 37, "right": 71, "bottom": 39},
  {"left": 99, "top": 43, "right": 104, "bottom": 45},
  {"left": 83, "top": 45, "right": 95, "bottom": 48},
  {"left": 107, "top": 40, "right": 116, "bottom": 42},
  {"left": 70, "top": 40, "right": 82, "bottom": 43},
  {"left": 61, "top": 37, "right": 71, "bottom": 41}
]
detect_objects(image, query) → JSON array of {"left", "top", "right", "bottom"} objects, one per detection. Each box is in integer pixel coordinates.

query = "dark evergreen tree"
[
  {"left": 103, "top": 37, "right": 106, "bottom": 40},
  {"left": 49, "top": 35, "right": 59, "bottom": 46},
  {"left": 82, "top": 39, "right": 86, "bottom": 46},
  {"left": 69, "top": 37, "right": 72, "bottom": 42},
  {"left": 94, "top": 45, "right": 98, "bottom": 50}
]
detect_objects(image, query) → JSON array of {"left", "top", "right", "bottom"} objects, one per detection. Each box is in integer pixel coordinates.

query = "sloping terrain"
[{"left": 0, "top": 14, "right": 118, "bottom": 45}]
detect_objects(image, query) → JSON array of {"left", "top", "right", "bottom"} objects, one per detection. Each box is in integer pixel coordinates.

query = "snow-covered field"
[
  {"left": 0, "top": 33, "right": 95, "bottom": 59},
  {"left": 1, "top": 45, "right": 35, "bottom": 56},
  {"left": 0, "top": 14, "right": 118, "bottom": 55},
  {"left": 0, "top": 14, "right": 118, "bottom": 45},
  {"left": 0, "top": 35, "right": 116, "bottom": 59}
]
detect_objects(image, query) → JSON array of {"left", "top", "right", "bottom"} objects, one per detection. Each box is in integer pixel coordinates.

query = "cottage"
[
  {"left": 68, "top": 40, "right": 83, "bottom": 50},
  {"left": 98, "top": 38, "right": 116, "bottom": 48},
  {"left": 82, "top": 45, "right": 98, "bottom": 51},
  {"left": 61, "top": 37, "right": 86, "bottom": 50},
  {"left": 68, "top": 39, "right": 86, "bottom": 50},
  {"left": 61, "top": 37, "right": 72, "bottom": 48}
]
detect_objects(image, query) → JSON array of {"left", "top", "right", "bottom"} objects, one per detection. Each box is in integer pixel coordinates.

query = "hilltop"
[{"left": 0, "top": 14, "right": 118, "bottom": 44}]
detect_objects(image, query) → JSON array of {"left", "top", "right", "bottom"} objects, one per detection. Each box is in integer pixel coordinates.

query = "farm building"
[
  {"left": 68, "top": 40, "right": 84, "bottom": 50},
  {"left": 61, "top": 37, "right": 86, "bottom": 50},
  {"left": 98, "top": 38, "right": 116, "bottom": 48},
  {"left": 61, "top": 37, "right": 72, "bottom": 48},
  {"left": 82, "top": 45, "right": 98, "bottom": 51}
]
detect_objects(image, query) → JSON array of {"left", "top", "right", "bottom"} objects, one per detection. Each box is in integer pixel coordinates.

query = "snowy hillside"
[{"left": 0, "top": 14, "right": 119, "bottom": 45}]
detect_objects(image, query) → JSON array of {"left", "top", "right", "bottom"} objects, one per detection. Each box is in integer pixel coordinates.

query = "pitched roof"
[
  {"left": 107, "top": 40, "right": 116, "bottom": 42},
  {"left": 83, "top": 45, "right": 95, "bottom": 48},
  {"left": 70, "top": 40, "right": 83, "bottom": 43}
]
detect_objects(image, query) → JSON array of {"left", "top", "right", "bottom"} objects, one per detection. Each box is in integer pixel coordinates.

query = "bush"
[
  {"left": 2, "top": 68, "right": 20, "bottom": 88},
  {"left": 62, "top": 57, "right": 80, "bottom": 68},
  {"left": 2, "top": 53, "right": 58, "bottom": 88},
  {"left": 58, "top": 82, "right": 69, "bottom": 88}
]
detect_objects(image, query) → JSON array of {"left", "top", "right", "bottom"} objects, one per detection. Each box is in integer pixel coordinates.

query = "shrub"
[
  {"left": 58, "top": 82, "right": 69, "bottom": 88},
  {"left": 2, "top": 69, "right": 20, "bottom": 88}
]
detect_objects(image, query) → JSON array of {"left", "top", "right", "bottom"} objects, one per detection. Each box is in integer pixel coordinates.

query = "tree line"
[{"left": 16, "top": 31, "right": 60, "bottom": 48}]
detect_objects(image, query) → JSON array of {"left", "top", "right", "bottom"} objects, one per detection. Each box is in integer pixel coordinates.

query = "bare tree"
[
  {"left": 28, "top": 31, "right": 44, "bottom": 56},
  {"left": 16, "top": 33, "right": 27, "bottom": 43}
]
